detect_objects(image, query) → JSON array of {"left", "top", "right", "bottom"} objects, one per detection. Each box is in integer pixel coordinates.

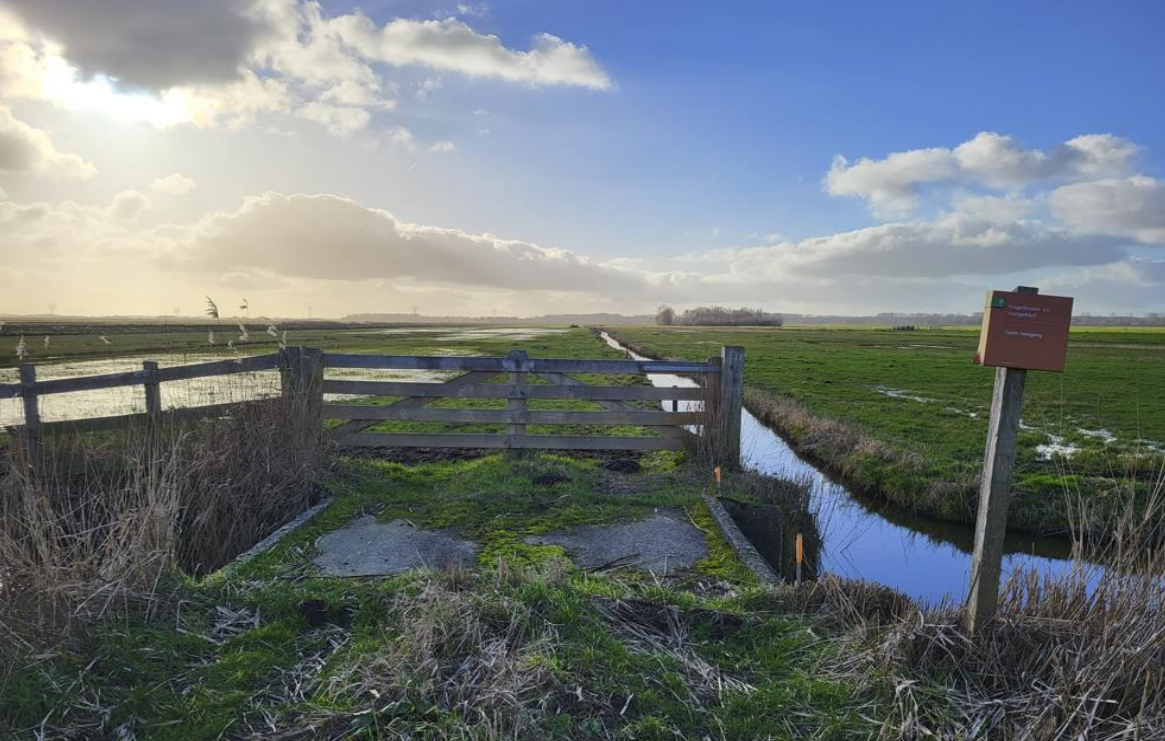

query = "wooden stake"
[
  {"left": 795, "top": 533, "right": 804, "bottom": 586},
  {"left": 965, "top": 286, "right": 1038, "bottom": 632},
  {"left": 19, "top": 364, "right": 40, "bottom": 462},
  {"left": 506, "top": 349, "right": 528, "bottom": 455},
  {"left": 717, "top": 346, "right": 745, "bottom": 469},
  {"left": 142, "top": 360, "right": 162, "bottom": 419}
]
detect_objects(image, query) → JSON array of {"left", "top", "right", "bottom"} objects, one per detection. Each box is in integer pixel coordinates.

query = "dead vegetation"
[
  {"left": 0, "top": 394, "right": 322, "bottom": 642},
  {"left": 793, "top": 472, "right": 1165, "bottom": 741}
]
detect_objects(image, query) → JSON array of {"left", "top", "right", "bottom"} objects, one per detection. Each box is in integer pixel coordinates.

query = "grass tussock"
[
  {"left": 0, "top": 395, "right": 323, "bottom": 642},
  {"left": 807, "top": 473, "right": 1165, "bottom": 741}
]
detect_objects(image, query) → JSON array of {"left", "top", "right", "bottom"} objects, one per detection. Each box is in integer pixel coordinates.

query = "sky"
[{"left": 1, "top": 0, "right": 1163, "bottom": 319}]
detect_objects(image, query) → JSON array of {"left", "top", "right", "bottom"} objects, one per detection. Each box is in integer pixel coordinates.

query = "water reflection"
[{"left": 599, "top": 331, "right": 1092, "bottom": 604}]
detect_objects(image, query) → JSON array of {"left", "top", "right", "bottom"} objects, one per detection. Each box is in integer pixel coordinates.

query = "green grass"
[
  {"left": 1, "top": 454, "right": 893, "bottom": 739},
  {"left": 606, "top": 325, "right": 1165, "bottom": 533}
]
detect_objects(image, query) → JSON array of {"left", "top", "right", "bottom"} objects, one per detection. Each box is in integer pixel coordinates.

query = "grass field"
[
  {"left": 5, "top": 322, "right": 1164, "bottom": 739},
  {"left": 1, "top": 453, "right": 899, "bottom": 739},
  {"left": 606, "top": 325, "right": 1165, "bottom": 534}
]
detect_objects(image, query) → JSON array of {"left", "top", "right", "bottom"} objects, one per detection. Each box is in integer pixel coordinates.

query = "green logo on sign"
[{"left": 991, "top": 296, "right": 1006, "bottom": 308}]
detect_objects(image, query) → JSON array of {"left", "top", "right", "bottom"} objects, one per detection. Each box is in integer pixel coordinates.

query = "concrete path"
[
  {"left": 313, "top": 516, "right": 479, "bottom": 576},
  {"left": 524, "top": 508, "right": 708, "bottom": 575}
]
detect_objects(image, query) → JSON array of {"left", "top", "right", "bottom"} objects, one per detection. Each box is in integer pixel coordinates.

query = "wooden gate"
[
  {"left": 318, "top": 347, "right": 743, "bottom": 457},
  {"left": 2, "top": 345, "right": 745, "bottom": 464}
]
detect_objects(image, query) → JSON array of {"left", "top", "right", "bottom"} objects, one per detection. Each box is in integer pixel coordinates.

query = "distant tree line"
[{"left": 655, "top": 305, "right": 784, "bottom": 327}]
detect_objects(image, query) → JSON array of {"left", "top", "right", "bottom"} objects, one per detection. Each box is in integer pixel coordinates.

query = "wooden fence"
[{"left": 1, "top": 346, "right": 745, "bottom": 463}]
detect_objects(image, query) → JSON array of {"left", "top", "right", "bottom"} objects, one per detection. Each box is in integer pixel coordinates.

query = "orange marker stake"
[
  {"left": 795, "top": 533, "right": 804, "bottom": 586},
  {"left": 713, "top": 466, "right": 721, "bottom": 491}
]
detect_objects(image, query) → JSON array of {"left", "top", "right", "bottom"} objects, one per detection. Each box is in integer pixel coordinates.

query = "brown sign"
[{"left": 973, "top": 290, "right": 1073, "bottom": 372}]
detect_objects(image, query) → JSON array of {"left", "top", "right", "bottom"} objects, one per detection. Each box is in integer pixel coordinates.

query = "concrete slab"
[
  {"left": 313, "top": 516, "right": 479, "bottom": 577},
  {"left": 524, "top": 508, "right": 708, "bottom": 575}
]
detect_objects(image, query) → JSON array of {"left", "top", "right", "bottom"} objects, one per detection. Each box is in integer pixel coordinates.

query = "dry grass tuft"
[
  {"left": 818, "top": 472, "right": 1165, "bottom": 741},
  {"left": 0, "top": 392, "right": 323, "bottom": 643},
  {"left": 318, "top": 562, "right": 580, "bottom": 739}
]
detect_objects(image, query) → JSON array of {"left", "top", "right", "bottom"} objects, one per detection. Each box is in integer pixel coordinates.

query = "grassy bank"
[
  {"left": 1, "top": 453, "right": 895, "bottom": 739},
  {"left": 606, "top": 325, "right": 1165, "bottom": 535}
]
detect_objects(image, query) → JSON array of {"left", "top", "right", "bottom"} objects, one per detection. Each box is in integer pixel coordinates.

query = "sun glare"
[{"left": 39, "top": 53, "right": 191, "bottom": 128}]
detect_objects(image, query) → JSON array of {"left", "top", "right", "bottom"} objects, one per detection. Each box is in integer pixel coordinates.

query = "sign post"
[{"left": 965, "top": 286, "right": 1073, "bottom": 633}]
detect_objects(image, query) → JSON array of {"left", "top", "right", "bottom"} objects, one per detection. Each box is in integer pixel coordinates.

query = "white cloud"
[
  {"left": 0, "top": 104, "right": 94, "bottom": 179},
  {"left": 703, "top": 213, "right": 1126, "bottom": 280},
  {"left": 1, "top": 0, "right": 268, "bottom": 90},
  {"left": 297, "top": 101, "right": 371, "bottom": 136},
  {"left": 1040, "top": 259, "right": 1165, "bottom": 311},
  {"left": 109, "top": 190, "right": 152, "bottom": 221},
  {"left": 1049, "top": 176, "right": 1165, "bottom": 244},
  {"left": 825, "top": 147, "right": 955, "bottom": 216},
  {"left": 0, "top": 0, "right": 611, "bottom": 137},
  {"left": 333, "top": 16, "right": 612, "bottom": 90},
  {"left": 163, "top": 192, "right": 642, "bottom": 294},
  {"left": 149, "top": 173, "right": 197, "bottom": 195},
  {"left": 827, "top": 132, "right": 1139, "bottom": 215},
  {"left": 384, "top": 126, "right": 417, "bottom": 151},
  {"left": 950, "top": 192, "right": 1035, "bottom": 223},
  {"left": 430, "top": 139, "right": 455, "bottom": 153}
]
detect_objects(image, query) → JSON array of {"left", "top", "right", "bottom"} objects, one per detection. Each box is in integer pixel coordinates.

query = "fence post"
[
  {"left": 19, "top": 364, "right": 40, "bottom": 462},
  {"left": 965, "top": 286, "right": 1037, "bottom": 633},
  {"left": 142, "top": 361, "right": 162, "bottom": 427},
  {"left": 505, "top": 349, "right": 529, "bottom": 454},
  {"left": 280, "top": 347, "right": 325, "bottom": 441},
  {"left": 717, "top": 346, "right": 745, "bottom": 468}
]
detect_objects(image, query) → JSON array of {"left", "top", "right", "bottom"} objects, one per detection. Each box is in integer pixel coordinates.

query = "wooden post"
[
  {"left": 280, "top": 347, "right": 325, "bottom": 439},
  {"left": 506, "top": 349, "right": 528, "bottom": 452},
  {"left": 19, "top": 364, "right": 40, "bottom": 462},
  {"left": 142, "top": 360, "right": 162, "bottom": 422},
  {"left": 965, "top": 286, "right": 1037, "bottom": 633},
  {"left": 717, "top": 346, "right": 745, "bottom": 468}
]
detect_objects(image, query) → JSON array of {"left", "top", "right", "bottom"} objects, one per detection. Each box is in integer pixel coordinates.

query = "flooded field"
[{"left": 0, "top": 352, "right": 456, "bottom": 427}]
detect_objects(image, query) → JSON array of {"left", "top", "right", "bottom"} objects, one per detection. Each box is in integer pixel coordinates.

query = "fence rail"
[{"left": 3, "top": 345, "right": 745, "bottom": 463}]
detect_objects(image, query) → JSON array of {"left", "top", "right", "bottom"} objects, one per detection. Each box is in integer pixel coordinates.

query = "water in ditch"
[{"left": 599, "top": 331, "right": 1092, "bottom": 604}]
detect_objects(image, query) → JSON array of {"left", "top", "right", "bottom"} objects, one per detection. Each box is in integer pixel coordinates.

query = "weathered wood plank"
[
  {"left": 334, "top": 432, "right": 685, "bottom": 451},
  {"left": 321, "top": 379, "right": 708, "bottom": 401},
  {"left": 33, "top": 398, "right": 283, "bottom": 435},
  {"left": 329, "top": 370, "right": 500, "bottom": 436},
  {"left": 323, "top": 405, "right": 704, "bottom": 426},
  {"left": 324, "top": 353, "right": 717, "bottom": 374},
  {"left": 506, "top": 349, "right": 528, "bottom": 441},
  {"left": 534, "top": 371, "right": 692, "bottom": 439},
  {"left": 26, "top": 353, "right": 278, "bottom": 396}
]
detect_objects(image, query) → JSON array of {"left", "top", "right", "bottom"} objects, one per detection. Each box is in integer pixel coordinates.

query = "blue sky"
[{"left": 1, "top": 0, "right": 1163, "bottom": 316}]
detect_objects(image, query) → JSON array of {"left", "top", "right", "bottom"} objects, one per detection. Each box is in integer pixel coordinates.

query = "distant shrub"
[{"left": 656, "top": 305, "right": 783, "bottom": 327}]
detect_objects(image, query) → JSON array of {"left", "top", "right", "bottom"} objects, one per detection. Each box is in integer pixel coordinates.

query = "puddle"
[
  {"left": 872, "top": 386, "right": 937, "bottom": 403},
  {"left": 364, "top": 327, "right": 568, "bottom": 342},
  {"left": 1078, "top": 428, "right": 1117, "bottom": 444}
]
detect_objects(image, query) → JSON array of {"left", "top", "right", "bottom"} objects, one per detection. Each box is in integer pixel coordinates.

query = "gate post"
[
  {"left": 19, "top": 364, "right": 40, "bottom": 463},
  {"left": 142, "top": 360, "right": 162, "bottom": 434},
  {"left": 505, "top": 349, "right": 529, "bottom": 456},
  {"left": 717, "top": 346, "right": 744, "bottom": 468},
  {"left": 280, "top": 347, "right": 325, "bottom": 444}
]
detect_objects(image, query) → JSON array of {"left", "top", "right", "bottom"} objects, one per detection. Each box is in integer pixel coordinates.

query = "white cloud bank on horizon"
[
  {"left": 0, "top": 0, "right": 611, "bottom": 136},
  {"left": 1, "top": 183, "right": 1161, "bottom": 316},
  {"left": 826, "top": 132, "right": 1139, "bottom": 216}
]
